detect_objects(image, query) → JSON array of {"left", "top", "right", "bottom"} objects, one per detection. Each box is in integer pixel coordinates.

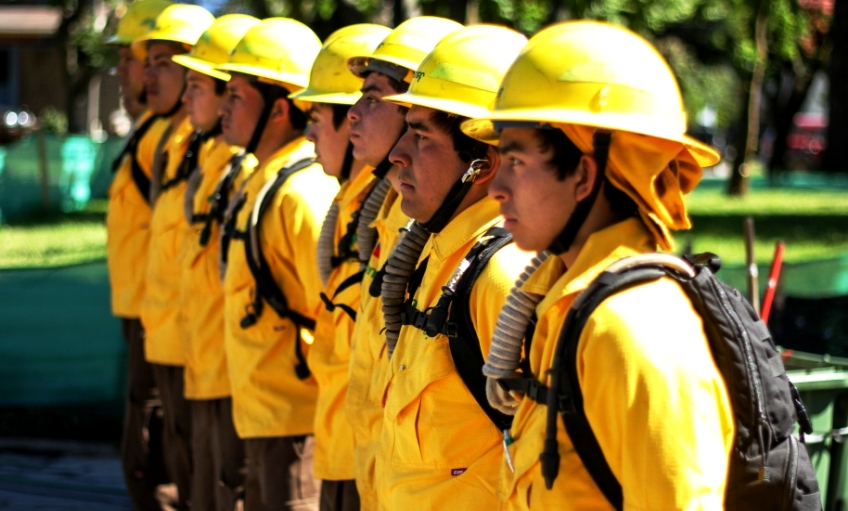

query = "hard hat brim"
[
  {"left": 172, "top": 54, "right": 230, "bottom": 81},
  {"left": 462, "top": 111, "right": 721, "bottom": 167},
  {"left": 130, "top": 35, "right": 190, "bottom": 60},
  {"left": 215, "top": 63, "right": 306, "bottom": 92},
  {"left": 346, "top": 55, "right": 414, "bottom": 81},
  {"left": 383, "top": 92, "right": 490, "bottom": 121},
  {"left": 288, "top": 88, "right": 361, "bottom": 106}
]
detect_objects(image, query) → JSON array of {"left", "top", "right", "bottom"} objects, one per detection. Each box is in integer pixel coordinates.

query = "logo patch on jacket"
[{"left": 451, "top": 468, "right": 466, "bottom": 476}]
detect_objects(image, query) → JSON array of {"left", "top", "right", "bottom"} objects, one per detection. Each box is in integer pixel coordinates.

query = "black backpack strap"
[
  {"left": 319, "top": 270, "right": 364, "bottom": 322},
  {"left": 329, "top": 174, "right": 388, "bottom": 270},
  {"left": 161, "top": 130, "right": 204, "bottom": 192},
  {"left": 448, "top": 227, "right": 514, "bottom": 431},
  {"left": 399, "top": 226, "right": 514, "bottom": 430},
  {"left": 198, "top": 151, "right": 248, "bottom": 246},
  {"left": 112, "top": 114, "right": 159, "bottom": 174},
  {"left": 239, "top": 157, "right": 315, "bottom": 380},
  {"left": 540, "top": 262, "right": 677, "bottom": 509},
  {"left": 113, "top": 115, "right": 160, "bottom": 206},
  {"left": 368, "top": 261, "right": 387, "bottom": 298},
  {"left": 130, "top": 153, "right": 153, "bottom": 205}
]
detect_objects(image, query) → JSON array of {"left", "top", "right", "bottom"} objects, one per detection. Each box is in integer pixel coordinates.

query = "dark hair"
[
  {"left": 533, "top": 128, "right": 637, "bottom": 219},
  {"left": 429, "top": 110, "right": 490, "bottom": 163},
  {"left": 284, "top": 95, "right": 308, "bottom": 131},
  {"left": 332, "top": 103, "right": 350, "bottom": 130},
  {"left": 385, "top": 75, "right": 408, "bottom": 95},
  {"left": 213, "top": 77, "right": 227, "bottom": 96},
  {"left": 247, "top": 78, "right": 308, "bottom": 131}
]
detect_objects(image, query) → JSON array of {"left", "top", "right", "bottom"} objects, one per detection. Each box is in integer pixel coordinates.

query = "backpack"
[
  {"left": 501, "top": 252, "right": 822, "bottom": 511},
  {"left": 231, "top": 157, "right": 316, "bottom": 380},
  {"left": 399, "top": 226, "right": 516, "bottom": 431}
]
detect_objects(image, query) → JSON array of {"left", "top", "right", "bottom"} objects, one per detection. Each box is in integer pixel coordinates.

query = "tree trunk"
[
  {"left": 248, "top": 0, "right": 271, "bottom": 18},
  {"left": 728, "top": 1, "right": 767, "bottom": 196},
  {"left": 766, "top": 65, "right": 818, "bottom": 174},
  {"left": 446, "top": 0, "right": 468, "bottom": 23},
  {"left": 822, "top": 0, "right": 848, "bottom": 173},
  {"left": 393, "top": 0, "right": 407, "bottom": 26}
]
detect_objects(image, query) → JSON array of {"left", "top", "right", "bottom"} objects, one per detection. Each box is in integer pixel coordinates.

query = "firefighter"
[
  {"left": 214, "top": 18, "right": 339, "bottom": 511},
  {"left": 132, "top": 4, "right": 215, "bottom": 509},
  {"left": 171, "top": 14, "right": 259, "bottom": 511},
  {"left": 105, "top": 1, "right": 172, "bottom": 508},
  {"left": 286, "top": 23, "right": 391, "bottom": 511},
  {"left": 461, "top": 21, "right": 733, "bottom": 510},
  {"left": 340, "top": 17, "right": 464, "bottom": 511},
  {"left": 374, "top": 24, "right": 532, "bottom": 511}
]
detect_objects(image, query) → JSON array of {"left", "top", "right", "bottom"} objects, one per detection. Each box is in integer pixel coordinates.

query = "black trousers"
[
  {"left": 190, "top": 397, "right": 246, "bottom": 511},
  {"left": 120, "top": 317, "right": 169, "bottom": 511},
  {"left": 244, "top": 435, "right": 320, "bottom": 511}
]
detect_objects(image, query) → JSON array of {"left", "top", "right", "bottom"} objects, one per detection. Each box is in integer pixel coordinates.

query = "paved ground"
[{"left": 0, "top": 438, "right": 132, "bottom": 510}]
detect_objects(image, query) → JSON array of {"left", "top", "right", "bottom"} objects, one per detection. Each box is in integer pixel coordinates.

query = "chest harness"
[
  {"left": 222, "top": 157, "right": 316, "bottom": 380},
  {"left": 316, "top": 157, "right": 394, "bottom": 322}
]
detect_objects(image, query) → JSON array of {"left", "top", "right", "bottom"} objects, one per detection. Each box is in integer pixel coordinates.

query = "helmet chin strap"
[
  {"left": 420, "top": 143, "right": 491, "bottom": 234},
  {"left": 339, "top": 141, "right": 355, "bottom": 182},
  {"left": 547, "top": 131, "right": 612, "bottom": 255},
  {"left": 163, "top": 76, "right": 188, "bottom": 118},
  {"left": 245, "top": 81, "right": 288, "bottom": 156}
]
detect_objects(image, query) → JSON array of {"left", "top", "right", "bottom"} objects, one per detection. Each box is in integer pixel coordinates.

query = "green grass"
[
  {"left": 680, "top": 188, "right": 848, "bottom": 266},
  {"left": 0, "top": 200, "right": 107, "bottom": 269},
  {"left": 1, "top": 188, "right": 847, "bottom": 269}
]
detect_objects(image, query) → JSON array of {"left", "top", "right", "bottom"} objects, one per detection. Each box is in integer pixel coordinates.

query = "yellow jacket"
[
  {"left": 223, "top": 137, "right": 339, "bottom": 439},
  {"left": 141, "top": 116, "right": 195, "bottom": 365},
  {"left": 310, "top": 165, "right": 378, "bottom": 481},
  {"left": 376, "top": 197, "right": 533, "bottom": 511},
  {"left": 346, "top": 189, "right": 407, "bottom": 511},
  {"left": 501, "top": 218, "right": 734, "bottom": 511},
  {"left": 180, "top": 136, "right": 245, "bottom": 399},
  {"left": 106, "top": 112, "right": 170, "bottom": 318}
]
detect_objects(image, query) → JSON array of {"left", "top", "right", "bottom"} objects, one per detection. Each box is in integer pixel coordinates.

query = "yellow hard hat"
[
  {"left": 215, "top": 17, "right": 322, "bottom": 93},
  {"left": 107, "top": 0, "right": 173, "bottom": 45},
  {"left": 383, "top": 25, "right": 526, "bottom": 119},
  {"left": 172, "top": 14, "right": 259, "bottom": 81},
  {"left": 131, "top": 4, "right": 215, "bottom": 60},
  {"left": 461, "top": 20, "right": 720, "bottom": 167},
  {"left": 290, "top": 23, "right": 391, "bottom": 105},
  {"left": 347, "top": 16, "right": 463, "bottom": 83}
]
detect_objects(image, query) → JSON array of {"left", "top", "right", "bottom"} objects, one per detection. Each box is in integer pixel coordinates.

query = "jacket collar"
[
  {"left": 528, "top": 218, "right": 656, "bottom": 315},
  {"left": 427, "top": 196, "right": 501, "bottom": 263}
]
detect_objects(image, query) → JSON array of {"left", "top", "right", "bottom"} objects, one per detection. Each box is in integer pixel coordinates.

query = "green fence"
[
  {"left": 0, "top": 133, "right": 123, "bottom": 223},
  {"left": 0, "top": 261, "right": 125, "bottom": 408}
]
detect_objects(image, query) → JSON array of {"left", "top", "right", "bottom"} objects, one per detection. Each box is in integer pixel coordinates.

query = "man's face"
[
  {"left": 348, "top": 72, "right": 406, "bottom": 167},
  {"left": 390, "top": 105, "right": 465, "bottom": 223},
  {"left": 183, "top": 70, "right": 223, "bottom": 132},
  {"left": 116, "top": 46, "right": 145, "bottom": 111},
  {"left": 490, "top": 127, "right": 578, "bottom": 251},
  {"left": 144, "top": 41, "right": 187, "bottom": 115},
  {"left": 306, "top": 103, "right": 350, "bottom": 179},
  {"left": 219, "top": 75, "right": 264, "bottom": 148}
]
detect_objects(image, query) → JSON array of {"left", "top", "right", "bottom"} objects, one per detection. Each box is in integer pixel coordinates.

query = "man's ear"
[
  {"left": 573, "top": 154, "right": 598, "bottom": 202},
  {"left": 268, "top": 97, "right": 291, "bottom": 124},
  {"left": 471, "top": 144, "right": 500, "bottom": 185}
]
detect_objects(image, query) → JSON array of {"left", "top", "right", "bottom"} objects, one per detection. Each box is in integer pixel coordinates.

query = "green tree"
[{"left": 54, "top": 0, "right": 119, "bottom": 132}]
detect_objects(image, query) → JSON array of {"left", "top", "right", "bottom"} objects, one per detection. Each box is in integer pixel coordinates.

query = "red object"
[{"left": 761, "top": 242, "right": 785, "bottom": 325}]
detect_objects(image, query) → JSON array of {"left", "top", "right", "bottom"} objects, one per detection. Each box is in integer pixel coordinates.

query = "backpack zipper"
[{"left": 707, "top": 274, "right": 770, "bottom": 477}]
